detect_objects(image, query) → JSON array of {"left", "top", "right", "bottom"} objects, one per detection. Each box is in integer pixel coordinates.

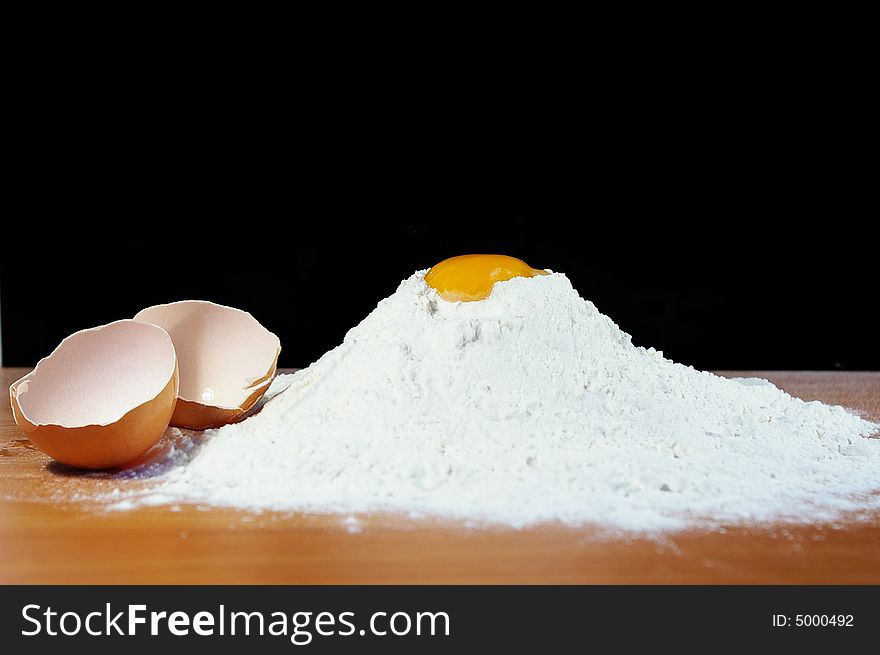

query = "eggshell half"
[
  {"left": 9, "top": 320, "right": 179, "bottom": 469},
  {"left": 134, "top": 301, "right": 281, "bottom": 430}
]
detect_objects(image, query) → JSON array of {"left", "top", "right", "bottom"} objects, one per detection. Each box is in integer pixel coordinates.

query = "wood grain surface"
[{"left": 1, "top": 368, "right": 878, "bottom": 584}]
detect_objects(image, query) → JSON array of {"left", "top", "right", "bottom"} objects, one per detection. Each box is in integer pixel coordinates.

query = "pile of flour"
[{"left": 140, "top": 271, "right": 879, "bottom": 531}]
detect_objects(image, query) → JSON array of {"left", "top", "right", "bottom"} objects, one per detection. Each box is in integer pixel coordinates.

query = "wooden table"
[{"left": 1, "top": 368, "right": 878, "bottom": 584}]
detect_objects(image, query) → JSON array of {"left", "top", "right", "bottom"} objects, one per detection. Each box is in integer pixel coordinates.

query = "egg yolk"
[{"left": 424, "top": 254, "right": 548, "bottom": 302}]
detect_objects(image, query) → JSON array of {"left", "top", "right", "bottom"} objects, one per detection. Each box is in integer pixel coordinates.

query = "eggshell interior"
[
  {"left": 14, "top": 320, "right": 177, "bottom": 427},
  {"left": 134, "top": 301, "right": 280, "bottom": 411}
]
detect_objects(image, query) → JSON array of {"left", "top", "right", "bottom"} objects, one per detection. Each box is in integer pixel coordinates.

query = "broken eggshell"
[
  {"left": 9, "top": 320, "right": 179, "bottom": 470},
  {"left": 134, "top": 301, "right": 281, "bottom": 430}
]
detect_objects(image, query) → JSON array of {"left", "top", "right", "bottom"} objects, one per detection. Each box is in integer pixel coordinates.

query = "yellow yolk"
[{"left": 424, "top": 255, "right": 548, "bottom": 302}]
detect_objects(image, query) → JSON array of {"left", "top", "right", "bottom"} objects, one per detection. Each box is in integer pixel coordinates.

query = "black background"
[
  {"left": 2, "top": 586, "right": 877, "bottom": 652},
  {"left": 3, "top": 188, "right": 876, "bottom": 371},
  {"left": 2, "top": 55, "right": 876, "bottom": 371}
]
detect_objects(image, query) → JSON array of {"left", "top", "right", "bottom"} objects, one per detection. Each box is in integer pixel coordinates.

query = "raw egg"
[
  {"left": 8, "top": 320, "right": 179, "bottom": 469},
  {"left": 134, "top": 301, "right": 281, "bottom": 430},
  {"left": 424, "top": 254, "right": 548, "bottom": 302}
]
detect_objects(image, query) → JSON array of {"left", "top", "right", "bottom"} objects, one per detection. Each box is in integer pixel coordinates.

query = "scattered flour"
[{"left": 135, "top": 271, "right": 879, "bottom": 531}]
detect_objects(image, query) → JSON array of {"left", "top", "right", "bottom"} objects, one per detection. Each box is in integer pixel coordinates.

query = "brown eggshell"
[
  {"left": 8, "top": 320, "right": 179, "bottom": 470},
  {"left": 134, "top": 301, "right": 281, "bottom": 430}
]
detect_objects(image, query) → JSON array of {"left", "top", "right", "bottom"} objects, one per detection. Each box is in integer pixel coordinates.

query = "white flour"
[{"left": 139, "top": 271, "right": 880, "bottom": 531}]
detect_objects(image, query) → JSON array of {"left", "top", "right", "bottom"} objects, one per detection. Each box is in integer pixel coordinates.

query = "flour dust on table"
[{"left": 121, "top": 272, "right": 880, "bottom": 531}]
